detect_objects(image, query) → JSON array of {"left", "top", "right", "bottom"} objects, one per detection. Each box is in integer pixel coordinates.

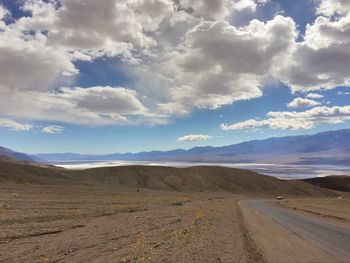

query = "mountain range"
[
  {"left": 32, "top": 129, "right": 350, "bottom": 165},
  {"left": 0, "top": 146, "right": 37, "bottom": 162}
]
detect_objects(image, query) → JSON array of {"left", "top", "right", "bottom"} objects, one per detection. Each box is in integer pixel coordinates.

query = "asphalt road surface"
[{"left": 249, "top": 200, "right": 350, "bottom": 262}]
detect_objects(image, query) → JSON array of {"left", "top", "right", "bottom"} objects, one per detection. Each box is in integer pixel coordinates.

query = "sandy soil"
[
  {"left": 0, "top": 183, "right": 262, "bottom": 263},
  {"left": 1, "top": 178, "right": 349, "bottom": 263}
]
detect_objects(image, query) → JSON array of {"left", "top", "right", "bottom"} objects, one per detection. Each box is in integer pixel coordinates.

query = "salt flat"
[{"left": 55, "top": 160, "right": 350, "bottom": 179}]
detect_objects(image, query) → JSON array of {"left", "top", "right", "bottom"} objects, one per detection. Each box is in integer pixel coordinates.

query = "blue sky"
[{"left": 0, "top": 0, "right": 350, "bottom": 154}]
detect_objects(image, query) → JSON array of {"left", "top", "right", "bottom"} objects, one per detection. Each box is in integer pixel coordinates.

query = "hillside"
[
  {"left": 0, "top": 160, "right": 334, "bottom": 197},
  {"left": 35, "top": 129, "right": 350, "bottom": 165},
  {"left": 74, "top": 165, "right": 336, "bottom": 196},
  {"left": 303, "top": 176, "right": 350, "bottom": 192},
  {"left": 0, "top": 146, "right": 37, "bottom": 162},
  {"left": 0, "top": 160, "right": 73, "bottom": 185}
]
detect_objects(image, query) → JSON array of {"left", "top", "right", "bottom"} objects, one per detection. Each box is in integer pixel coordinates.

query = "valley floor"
[
  {"left": 0, "top": 183, "right": 261, "bottom": 263},
  {"left": 1, "top": 183, "right": 349, "bottom": 263}
]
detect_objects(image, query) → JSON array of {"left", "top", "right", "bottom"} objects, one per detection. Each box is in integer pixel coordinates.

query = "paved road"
[{"left": 249, "top": 200, "right": 350, "bottom": 262}]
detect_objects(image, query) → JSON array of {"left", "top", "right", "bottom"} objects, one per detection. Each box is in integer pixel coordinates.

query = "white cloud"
[
  {"left": 279, "top": 0, "right": 350, "bottom": 92},
  {"left": 42, "top": 125, "right": 64, "bottom": 134},
  {"left": 0, "top": 118, "right": 32, "bottom": 131},
  {"left": 0, "top": 5, "right": 9, "bottom": 20},
  {"left": 0, "top": 34, "right": 78, "bottom": 93},
  {"left": 157, "top": 15, "right": 297, "bottom": 114},
  {"left": 306, "top": 93, "right": 323, "bottom": 99},
  {"left": 0, "top": 12, "right": 78, "bottom": 94},
  {"left": 316, "top": 0, "right": 350, "bottom": 16},
  {"left": 221, "top": 118, "right": 312, "bottom": 130},
  {"left": 0, "top": 0, "right": 172, "bottom": 126},
  {"left": 180, "top": 0, "right": 233, "bottom": 20},
  {"left": 17, "top": 0, "right": 160, "bottom": 58},
  {"left": 221, "top": 105, "right": 350, "bottom": 130},
  {"left": 0, "top": 86, "right": 154, "bottom": 125},
  {"left": 287, "top": 97, "right": 321, "bottom": 108},
  {"left": 131, "top": 0, "right": 174, "bottom": 32},
  {"left": 177, "top": 134, "right": 213, "bottom": 142},
  {"left": 179, "top": 0, "right": 268, "bottom": 20},
  {"left": 1, "top": 0, "right": 350, "bottom": 129},
  {"left": 337, "top": 91, "right": 350, "bottom": 95},
  {"left": 232, "top": 0, "right": 269, "bottom": 13},
  {"left": 57, "top": 86, "right": 148, "bottom": 116}
]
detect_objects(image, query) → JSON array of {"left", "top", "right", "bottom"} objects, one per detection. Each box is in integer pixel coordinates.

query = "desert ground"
[
  {"left": 0, "top": 183, "right": 261, "bottom": 263},
  {"left": 0, "top": 161, "right": 349, "bottom": 262}
]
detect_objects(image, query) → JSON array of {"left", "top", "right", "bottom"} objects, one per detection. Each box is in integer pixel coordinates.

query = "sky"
[{"left": 0, "top": 0, "right": 350, "bottom": 154}]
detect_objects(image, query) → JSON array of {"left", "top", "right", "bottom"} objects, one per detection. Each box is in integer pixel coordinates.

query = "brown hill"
[
  {"left": 0, "top": 160, "right": 335, "bottom": 197},
  {"left": 303, "top": 175, "right": 350, "bottom": 192},
  {"left": 0, "top": 160, "right": 73, "bottom": 185},
  {"left": 0, "top": 155, "right": 15, "bottom": 161},
  {"left": 72, "top": 165, "right": 334, "bottom": 196}
]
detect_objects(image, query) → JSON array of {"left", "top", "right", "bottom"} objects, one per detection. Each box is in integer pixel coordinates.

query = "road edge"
[{"left": 236, "top": 199, "right": 265, "bottom": 263}]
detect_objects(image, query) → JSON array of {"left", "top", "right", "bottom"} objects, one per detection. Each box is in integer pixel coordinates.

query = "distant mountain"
[
  {"left": 34, "top": 149, "right": 189, "bottom": 162},
  {"left": 35, "top": 129, "right": 350, "bottom": 165},
  {"left": 0, "top": 146, "right": 37, "bottom": 162}
]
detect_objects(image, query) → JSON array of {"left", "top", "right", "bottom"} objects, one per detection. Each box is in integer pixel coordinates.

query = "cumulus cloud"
[
  {"left": 0, "top": 33, "right": 78, "bottom": 93},
  {"left": 0, "top": 4, "right": 78, "bottom": 94},
  {"left": 42, "top": 125, "right": 64, "bottom": 134},
  {"left": 337, "top": 91, "right": 350, "bottom": 95},
  {"left": 0, "top": 0, "right": 350, "bottom": 129},
  {"left": 221, "top": 105, "right": 350, "bottom": 130},
  {"left": 179, "top": 0, "right": 268, "bottom": 20},
  {"left": 177, "top": 134, "right": 213, "bottom": 142},
  {"left": 58, "top": 86, "right": 148, "bottom": 116},
  {"left": 0, "top": 5, "right": 9, "bottom": 20},
  {"left": 0, "top": 118, "right": 32, "bottom": 131},
  {"left": 132, "top": 0, "right": 174, "bottom": 31},
  {"left": 287, "top": 97, "right": 321, "bottom": 108},
  {"left": 17, "top": 0, "right": 162, "bottom": 58},
  {"left": 279, "top": 0, "right": 350, "bottom": 92},
  {"left": 221, "top": 118, "right": 312, "bottom": 130},
  {"left": 179, "top": 0, "right": 233, "bottom": 20},
  {"left": 306, "top": 93, "right": 323, "bottom": 99},
  {"left": 0, "top": 86, "right": 153, "bottom": 125},
  {"left": 316, "top": 0, "right": 350, "bottom": 16},
  {"left": 157, "top": 15, "right": 297, "bottom": 113},
  {"left": 0, "top": 0, "right": 173, "bottom": 126},
  {"left": 0, "top": 5, "right": 8, "bottom": 31}
]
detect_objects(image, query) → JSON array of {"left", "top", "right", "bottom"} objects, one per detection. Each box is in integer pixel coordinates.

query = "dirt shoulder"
[
  {"left": 238, "top": 199, "right": 342, "bottom": 263},
  {"left": 1, "top": 183, "right": 258, "bottom": 263}
]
